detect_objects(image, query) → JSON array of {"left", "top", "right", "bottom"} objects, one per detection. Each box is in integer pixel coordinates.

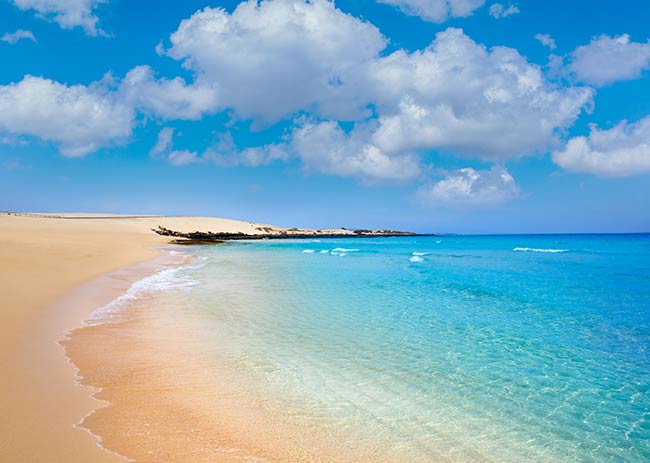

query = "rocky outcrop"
[{"left": 152, "top": 226, "right": 418, "bottom": 243}]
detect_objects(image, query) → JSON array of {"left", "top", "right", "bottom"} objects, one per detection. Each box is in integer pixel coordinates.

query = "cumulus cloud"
[
  {"left": 164, "top": 0, "right": 386, "bottom": 123},
  {"left": 11, "top": 0, "right": 109, "bottom": 36},
  {"left": 552, "top": 117, "right": 650, "bottom": 177},
  {"left": 0, "top": 0, "right": 594, "bottom": 182},
  {"left": 376, "top": 0, "right": 485, "bottom": 23},
  {"left": 534, "top": 33, "right": 556, "bottom": 50},
  {"left": 362, "top": 28, "right": 593, "bottom": 160},
  {"left": 418, "top": 166, "right": 519, "bottom": 206},
  {"left": 0, "top": 75, "right": 133, "bottom": 156},
  {"left": 0, "top": 65, "right": 221, "bottom": 157},
  {"left": 153, "top": 120, "right": 419, "bottom": 183},
  {"left": 567, "top": 34, "right": 650, "bottom": 86},
  {"left": 149, "top": 2, "right": 591, "bottom": 181},
  {"left": 119, "top": 65, "right": 219, "bottom": 120},
  {"left": 488, "top": 3, "right": 519, "bottom": 19},
  {"left": 290, "top": 120, "right": 421, "bottom": 182},
  {"left": 154, "top": 14, "right": 593, "bottom": 181},
  {"left": 1, "top": 29, "right": 37, "bottom": 44}
]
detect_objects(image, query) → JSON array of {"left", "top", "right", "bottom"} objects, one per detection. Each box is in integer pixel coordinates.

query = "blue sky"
[{"left": 1, "top": 0, "right": 649, "bottom": 233}]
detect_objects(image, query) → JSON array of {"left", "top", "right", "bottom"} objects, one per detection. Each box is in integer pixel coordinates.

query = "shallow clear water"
[{"left": 139, "top": 235, "right": 650, "bottom": 461}]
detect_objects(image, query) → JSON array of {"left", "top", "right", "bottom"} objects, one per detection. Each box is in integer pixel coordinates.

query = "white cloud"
[
  {"left": 152, "top": 131, "right": 290, "bottom": 168},
  {"left": 290, "top": 120, "right": 421, "bottom": 182},
  {"left": 11, "top": 0, "right": 109, "bottom": 36},
  {"left": 164, "top": 0, "right": 386, "bottom": 123},
  {"left": 0, "top": 75, "right": 133, "bottom": 156},
  {"left": 0, "top": 1, "right": 594, "bottom": 182},
  {"left": 567, "top": 34, "right": 650, "bottom": 86},
  {"left": 153, "top": 119, "right": 419, "bottom": 183},
  {"left": 552, "top": 117, "right": 650, "bottom": 177},
  {"left": 153, "top": 19, "right": 592, "bottom": 181},
  {"left": 376, "top": 0, "right": 485, "bottom": 23},
  {"left": 1, "top": 29, "right": 37, "bottom": 44},
  {"left": 150, "top": 127, "right": 175, "bottom": 156},
  {"left": 0, "top": 65, "right": 219, "bottom": 157},
  {"left": 534, "top": 33, "right": 556, "bottom": 51},
  {"left": 168, "top": 149, "right": 199, "bottom": 166},
  {"left": 207, "top": 143, "right": 289, "bottom": 167},
  {"left": 488, "top": 3, "right": 519, "bottom": 19},
  {"left": 119, "top": 65, "right": 219, "bottom": 120},
  {"left": 362, "top": 28, "right": 593, "bottom": 160},
  {"left": 418, "top": 166, "right": 520, "bottom": 206},
  {"left": 152, "top": 120, "right": 419, "bottom": 183},
  {"left": 0, "top": 134, "right": 28, "bottom": 146}
]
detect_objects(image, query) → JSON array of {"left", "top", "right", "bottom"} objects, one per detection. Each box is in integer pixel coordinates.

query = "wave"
[
  {"left": 513, "top": 247, "right": 569, "bottom": 253},
  {"left": 85, "top": 266, "right": 200, "bottom": 325},
  {"left": 303, "top": 247, "right": 359, "bottom": 256},
  {"left": 412, "top": 252, "right": 428, "bottom": 256},
  {"left": 332, "top": 248, "right": 359, "bottom": 253},
  {"left": 331, "top": 247, "right": 359, "bottom": 256},
  {"left": 409, "top": 255, "right": 424, "bottom": 263}
]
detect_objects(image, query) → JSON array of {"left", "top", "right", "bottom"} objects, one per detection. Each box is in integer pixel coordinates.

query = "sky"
[{"left": 0, "top": 0, "right": 649, "bottom": 234}]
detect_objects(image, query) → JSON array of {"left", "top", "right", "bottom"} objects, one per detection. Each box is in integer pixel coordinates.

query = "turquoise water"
[{"left": 155, "top": 235, "right": 650, "bottom": 461}]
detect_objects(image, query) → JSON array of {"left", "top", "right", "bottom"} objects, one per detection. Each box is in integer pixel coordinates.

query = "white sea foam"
[
  {"left": 302, "top": 249, "right": 315, "bottom": 253},
  {"left": 330, "top": 247, "right": 359, "bottom": 257},
  {"left": 332, "top": 248, "right": 359, "bottom": 253},
  {"left": 513, "top": 247, "right": 569, "bottom": 253},
  {"left": 84, "top": 266, "right": 200, "bottom": 325},
  {"left": 412, "top": 252, "right": 428, "bottom": 256},
  {"left": 319, "top": 250, "right": 329, "bottom": 254},
  {"left": 409, "top": 255, "right": 424, "bottom": 262}
]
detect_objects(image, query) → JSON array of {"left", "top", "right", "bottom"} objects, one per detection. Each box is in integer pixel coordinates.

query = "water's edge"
[{"left": 56, "top": 248, "right": 193, "bottom": 462}]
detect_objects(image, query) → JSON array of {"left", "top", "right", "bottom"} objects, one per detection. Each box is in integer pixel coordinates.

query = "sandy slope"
[{"left": 0, "top": 212, "right": 289, "bottom": 463}]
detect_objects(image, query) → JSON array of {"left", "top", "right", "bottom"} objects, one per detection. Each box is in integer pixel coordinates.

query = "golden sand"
[
  {"left": 61, "top": 275, "right": 398, "bottom": 463},
  {"left": 1, "top": 212, "right": 407, "bottom": 462},
  {"left": 0, "top": 212, "right": 288, "bottom": 463}
]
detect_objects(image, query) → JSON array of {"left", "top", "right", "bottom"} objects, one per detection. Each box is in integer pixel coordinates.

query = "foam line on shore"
[{"left": 57, "top": 249, "right": 198, "bottom": 462}]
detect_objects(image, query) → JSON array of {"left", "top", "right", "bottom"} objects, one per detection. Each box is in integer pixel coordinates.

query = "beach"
[
  {"left": 2, "top": 213, "right": 649, "bottom": 462},
  {"left": 0, "top": 212, "right": 278, "bottom": 463},
  {"left": 2, "top": 0, "right": 648, "bottom": 461}
]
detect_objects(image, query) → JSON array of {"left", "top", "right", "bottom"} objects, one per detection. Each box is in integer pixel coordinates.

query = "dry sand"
[{"left": 0, "top": 212, "right": 288, "bottom": 463}]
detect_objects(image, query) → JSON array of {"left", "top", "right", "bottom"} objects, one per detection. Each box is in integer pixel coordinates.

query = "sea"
[{"left": 89, "top": 234, "right": 650, "bottom": 462}]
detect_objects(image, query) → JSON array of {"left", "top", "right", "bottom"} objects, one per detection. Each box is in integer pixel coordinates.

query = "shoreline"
[
  {"left": 0, "top": 215, "right": 163, "bottom": 463},
  {"left": 0, "top": 212, "right": 292, "bottom": 462},
  {"left": 58, "top": 255, "right": 283, "bottom": 462},
  {"left": 57, "top": 250, "right": 192, "bottom": 462},
  {"left": 59, "top": 245, "right": 414, "bottom": 463},
  {"left": 4, "top": 212, "right": 645, "bottom": 461}
]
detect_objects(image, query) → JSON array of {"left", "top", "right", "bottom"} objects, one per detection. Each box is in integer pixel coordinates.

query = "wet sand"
[
  {"left": 61, "top": 269, "right": 397, "bottom": 463},
  {"left": 1, "top": 212, "right": 412, "bottom": 462},
  {"left": 0, "top": 212, "right": 281, "bottom": 462}
]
